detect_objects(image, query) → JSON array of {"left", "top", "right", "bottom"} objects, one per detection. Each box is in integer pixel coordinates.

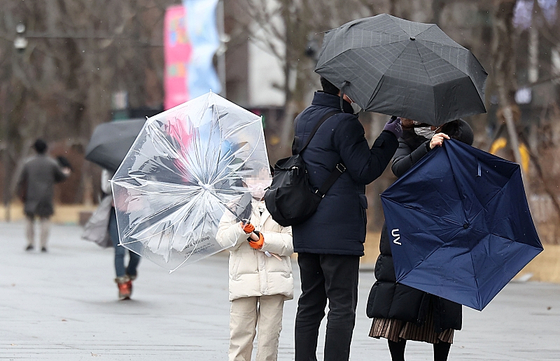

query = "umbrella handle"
[
  {"left": 264, "top": 251, "right": 282, "bottom": 261},
  {"left": 246, "top": 228, "right": 280, "bottom": 260},
  {"left": 247, "top": 231, "right": 281, "bottom": 260}
]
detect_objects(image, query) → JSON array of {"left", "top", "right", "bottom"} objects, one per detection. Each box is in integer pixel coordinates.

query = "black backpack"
[{"left": 264, "top": 111, "right": 346, "bottom": 227}]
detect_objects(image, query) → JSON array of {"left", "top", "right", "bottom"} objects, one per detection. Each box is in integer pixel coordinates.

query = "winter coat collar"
[
  {"left": 253, "top": 199, "right": 270, "bottom": 223},
  {"left": 311, "top": 91, "right": 355, "bottom": 114}
]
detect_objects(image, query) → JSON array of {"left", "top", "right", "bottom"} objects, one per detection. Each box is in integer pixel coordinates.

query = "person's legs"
[
  {"left": 295, "top": 253, "right": 327, "bottom": 361},
  {"left": 25, "top": 215, "right": 35, "bottom": 250},
  {"left": 124, "top": 250, "right": 141, "bottom": 296},
  {"left": 388, "top": 340, "right": 406, "bottom": 361},
  {"left": 109, "top": 207, "right": 129, "bottom": 299},
  {"left": 39, "top": 217, "right": 51, "bottom": 251},
  {"left": 433, "top": 342, "right": 451, "bottom": 361},
  {"left": 321, "top": 254, "right": 360, "bottom": 361},
  {"left": 109, "top": 208, "right": 126, "bottom": 278},
  {"left": 125, "top": 250, "right": 141, "bottom": 278},
  {"left": 229, "top": 297, "right": 258, "bottom": 361},
  {"left": 255, "top": 295, "right": 284, "bottom": 361}
]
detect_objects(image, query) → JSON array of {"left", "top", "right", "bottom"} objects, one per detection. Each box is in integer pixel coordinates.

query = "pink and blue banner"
[
  {"left": 164, "top": 1, "right": 221, "bottom": 110},
  {"left": 164, "top": 5, "right": 191, "bottom": 109}
]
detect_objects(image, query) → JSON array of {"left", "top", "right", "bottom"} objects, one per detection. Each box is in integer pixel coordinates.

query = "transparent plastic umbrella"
[{"left": 111, "top": 92, "right": 270, "bottom": 272}]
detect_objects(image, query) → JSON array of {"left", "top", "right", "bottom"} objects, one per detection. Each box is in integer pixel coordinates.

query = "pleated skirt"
[{"left": 369, "top": 309, "right": 454, "bottom": 344}]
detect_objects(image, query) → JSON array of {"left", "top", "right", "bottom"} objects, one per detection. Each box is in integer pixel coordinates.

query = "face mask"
[
  {"left": 414, "top": 126, "right": 435, "bottom": 139},
  {"left": 350, "top": 102, "right": 362, "bottom": 114},
  {"left": 246, "top": 179, "right": 270, "bottom": 200}
]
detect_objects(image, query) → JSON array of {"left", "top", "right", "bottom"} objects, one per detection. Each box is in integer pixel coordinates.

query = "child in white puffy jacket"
[{"left": 216, "top": 177, "right": 293, "bottom": 361}]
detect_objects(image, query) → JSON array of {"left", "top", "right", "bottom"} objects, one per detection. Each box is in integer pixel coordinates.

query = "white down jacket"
[{"left": 216, "top": 199, "right": 294, "bottom": 301}]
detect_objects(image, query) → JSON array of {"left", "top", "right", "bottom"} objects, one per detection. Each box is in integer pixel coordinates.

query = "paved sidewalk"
[{"left": 1, "top": 221, "right": 559, "bottom": 360}]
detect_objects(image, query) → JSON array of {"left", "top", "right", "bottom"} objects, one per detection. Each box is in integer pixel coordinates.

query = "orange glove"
[
  {"left": 247, "top": 230, "right": 264, "bottom": 250},
  {"left": 241, "top": 222, "right": 255, "bottom": 234}
]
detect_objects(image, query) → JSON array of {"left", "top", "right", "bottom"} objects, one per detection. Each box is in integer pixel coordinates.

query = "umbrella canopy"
[
  {"left": 315, "top": 13, "right": 487, "bottom": 126},
  {"left": 85, "top": 118, "right": 146, "bottom": 173},
  {"left": 111, "top": 92, "right": 270, "bottom": 272},
  {"left": 380, "top": 139, "right": 543, "bottom": 311}
]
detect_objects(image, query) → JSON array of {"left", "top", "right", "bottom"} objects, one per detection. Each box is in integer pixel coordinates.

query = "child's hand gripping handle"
[
  {"left": 241, "top": 222, "right": 261, "bottom": 243},
  {"left": 241, "top": 222, "right": 280, "bottom": 260}
]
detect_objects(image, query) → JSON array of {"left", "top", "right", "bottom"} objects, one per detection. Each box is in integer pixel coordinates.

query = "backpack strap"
[
  {"left": 297, "top": 110, "right": 339, "bottom": 154},
  {"left": 295, "top": 110, "right": 346, "bottom": 197},
  {"left": 316, "top": 162, "right": 346, "bottom": 197}
]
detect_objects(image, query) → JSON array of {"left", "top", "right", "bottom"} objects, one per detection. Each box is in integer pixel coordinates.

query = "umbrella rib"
[
  {"left": 148, "top": 120, "right": 193, "bottom": 180},
  {"left": 209, "top": 106, "right": 251, "bottom": 185},
  {"left": 120, "top": 197, "right": 189, "bottom": 242},
  {"left": 443, "top": 141, "right": 473, "bottom": 226},
  {"left": 417, "top": 37, "right": 464, "bottom": 49},
  {"left": 383, "top": 16, "right": 463, "bottom": 49},
  {"left": 210, "top": 120, "right": 265, "bottom": 189},
  {"left": 207, "top": 111, "right": 224, "bottom": 183},
  {"left": 481, "top": 176, "right": 511, "bottom": 208},
  {"left": 399, "top": 203, "right": 463, "bottom": 228},
  {"left": 469, "top": 244, "right": 483, "bottom": 309},
  {"left": 185, "top": 129, "right": 206, "bottom": 185},
  {"left": 408, "top": 41, "right": 438, "bottom": 88},
  {"left": 318, "top": 40, "right": 409, "bottom": 70},
  {"left": 413, "top": 26, "right": 464, "bottom": 49},
  {"left": 168, "top": 115, "right": 201, "bottom": 181},
  {"left": 412, "top": 42, "right": 475, "bottom": 87}
]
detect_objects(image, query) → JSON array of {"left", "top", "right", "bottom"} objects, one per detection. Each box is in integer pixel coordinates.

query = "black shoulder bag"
[{"left": 264, "top": 111, "right": 346, "bottom": 227}]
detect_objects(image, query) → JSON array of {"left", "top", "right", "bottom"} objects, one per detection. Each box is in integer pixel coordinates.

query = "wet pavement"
[{"left": 1, "top": 221, "right": 559, "bottom": 360}]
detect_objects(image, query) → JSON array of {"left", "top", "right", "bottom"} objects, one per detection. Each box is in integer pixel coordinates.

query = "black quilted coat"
[{"left": 366, "top": 122, "right": 473, "bottom": 332}]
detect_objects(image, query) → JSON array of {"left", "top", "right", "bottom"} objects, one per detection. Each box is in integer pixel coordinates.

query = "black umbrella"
[
  {"left": 85, "top": 118, "right": 146, "bottom": 173},
  {"left": 315, "top": 14, "right": 488, "bottom": 126}
]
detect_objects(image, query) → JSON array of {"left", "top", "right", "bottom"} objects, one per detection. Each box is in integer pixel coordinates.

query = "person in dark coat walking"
[
  {"left": 17, "top": 139, "right": 71, "bottom": 252},
  {"left": 367, "top": 119, "right": 474, "bottom": 361},
  {"left": 292, "top": 77, "right": 402, "bottom": 361}
]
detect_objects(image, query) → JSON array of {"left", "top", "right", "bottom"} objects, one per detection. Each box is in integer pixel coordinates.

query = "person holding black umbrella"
[
  {"left": 291, "top": 77, "right": 402, "bottom": 361},
  {"left": 84, "top": 119, "right": 146, "bottom": 299},
  {"left": 367, "top": 119, "right": 473, "bottom": 361}
]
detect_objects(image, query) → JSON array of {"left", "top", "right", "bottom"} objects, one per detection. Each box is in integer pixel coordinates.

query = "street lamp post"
[
  {"left": 3, "top": 23, "right": 28, "bottom": 221},
  {"left": 2, "top": 100, "right": 9, "bottom": 222}
]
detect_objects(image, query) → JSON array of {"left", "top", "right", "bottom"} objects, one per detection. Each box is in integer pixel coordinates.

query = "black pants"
[{"left": 294, "top": 253, "right": 360, "bottom": 361}]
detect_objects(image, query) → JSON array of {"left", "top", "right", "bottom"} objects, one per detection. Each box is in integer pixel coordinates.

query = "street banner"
[
  {"left": 164, "top": 5, "right": 191, "bottom": 109},
  {"left": 164, "top": 2, "right": 221, "bottom": 110},
  {"left": 184, "top": 0, "right": 221, "bottom": 100}
]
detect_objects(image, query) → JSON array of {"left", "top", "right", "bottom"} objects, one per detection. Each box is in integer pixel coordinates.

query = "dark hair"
[
  {"left": 33, "top": 139, "right": 48, "bottom": 154},
  {"left": 441, "top": 119, "right": 474, "bottom": 146},
  {"left": 320, "top": 77, "right": 339, "bottom": 95}
]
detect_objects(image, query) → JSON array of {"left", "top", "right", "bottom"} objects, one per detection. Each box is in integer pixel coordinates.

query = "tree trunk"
[{"left": 492, "top": 0, "right": 525, "bottom": 176}]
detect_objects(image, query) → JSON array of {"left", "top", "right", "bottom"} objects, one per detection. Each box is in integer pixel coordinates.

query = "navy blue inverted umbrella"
[{"left": 381, "top": 139, "right": 543, "bottom": 311}]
